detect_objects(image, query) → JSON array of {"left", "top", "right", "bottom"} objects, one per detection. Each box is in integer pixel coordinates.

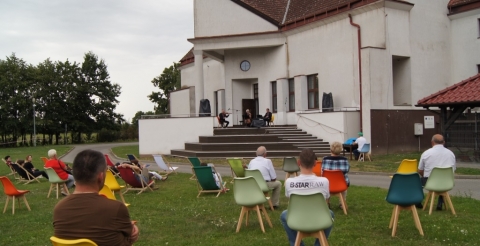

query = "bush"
[{"left": 97, "top": 128, "right": 121, "bottom": 142}]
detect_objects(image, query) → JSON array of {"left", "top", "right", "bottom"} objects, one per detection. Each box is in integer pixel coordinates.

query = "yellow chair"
[
  {"left": 99, "top": 185, "right": 129, "bottom": 207},
  {"left": 104, "top": 170, "right": 127, "bottom": 204},
  {"left": 50, "top": 236, "right": 97, "bottom": 246},
  {"left": 269, "top": 114, "right": 275, "bottom": 127},
  {"left": 390, "top": 159, "right": 418, "bottom": 178}
]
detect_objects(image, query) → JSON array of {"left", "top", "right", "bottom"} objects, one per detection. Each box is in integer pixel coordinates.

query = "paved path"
[{"left": 61, "top": 143, "right": 480, "bottom": 200}]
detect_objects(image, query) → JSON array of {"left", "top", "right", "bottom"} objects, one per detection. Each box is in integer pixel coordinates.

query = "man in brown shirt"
[{"left": 53, "top": 149, "right": 139, "bottom": 246}]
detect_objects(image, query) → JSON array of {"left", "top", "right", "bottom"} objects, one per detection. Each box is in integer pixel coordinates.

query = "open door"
[{"left": 242, "top": 99, "right": 256, "bottom": 118}]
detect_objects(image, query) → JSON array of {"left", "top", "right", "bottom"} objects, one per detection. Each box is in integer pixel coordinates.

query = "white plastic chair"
[{"left": 358, "top": 143, "right": 371, "bottom": 161}]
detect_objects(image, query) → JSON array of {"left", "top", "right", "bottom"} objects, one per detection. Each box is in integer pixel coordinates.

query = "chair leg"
[
  {"left": 265, "top": 192, "right": 274, "bottom": 211},
  {"left": 389, "top": 207, "right": 396, "bottom": 229},
  {"left": 56, "top": 183, "right": 60, "bottom": 199},
  {"left": 260, "top": 205, "right": 273, "bottom": 228},
  {"left": 391, "top": 205, "right": 400, "bottom": 237},
  {"left": 423, "top": 192, "right": 431, "bottom": 211},
  {"left": 255, "top": 205, "right": 265, "bottom": 233},
  {"left": 295, "top": 232, "right": 305, "bottom": 246},
  {"left": 63, "top": 183, "right": 70, "bottom": 195},
  {"left": 3, "top": 196, "right": 10, "bottom": 213},
  {"left": 337, "top": 193, "right": 348, "bottom": 215},
  {"left": 411, "top": 205, "right": 424, "bottom": 236},
  {"left": 443, "top": 192, "right": 456, "bottom": 215},
  {"left": 22, "top": 195, "right": 31, "bottom": 212},
  {"left": 429, "top": 192, "right": 436, "bottom": 215},
  {"left": 118, "top": 190, "right": 126, "bottom": 204},
  {"left": 319, "top": 230, "right": 329, "bottom": 246},
  {"left": 12, "top": 195, "right": 15, "bottom": 215},
  {"left": 236, "top": 207, "right": 246, "bottom": 233}
]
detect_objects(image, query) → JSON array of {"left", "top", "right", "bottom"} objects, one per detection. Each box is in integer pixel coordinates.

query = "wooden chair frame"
[
  {"left": 389, "top": 205, "right": 424, "bottom": 237},
  {"left": 423, "top": 191, "right": 456, "bottom": 215},
  {"left": 12, "top": 163, "right": 41, "bottom": 184},
  {"left": 236, "top": 204, "right": 272, "bottom": 233}
]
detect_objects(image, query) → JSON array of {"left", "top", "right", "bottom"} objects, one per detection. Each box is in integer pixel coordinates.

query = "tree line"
[{"left": 0, "top": 52, "right": 125, "bottom": 146}]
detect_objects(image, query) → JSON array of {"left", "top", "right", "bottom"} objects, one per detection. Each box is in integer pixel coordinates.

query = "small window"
[
  {"left": 477, "top": 64, "right": 480, "bottom": 73},
  {"left": 478, "top": 18, "right": 480, "bottom": 37},
  {"left": 307, "top": 74, "right": 319, "bottom": 109},
  {"left": 288, "top": 78, "right": 295, "bottom": 111},
  {"left": 271, "top": 81, "right": 277, "bottom": 113}
]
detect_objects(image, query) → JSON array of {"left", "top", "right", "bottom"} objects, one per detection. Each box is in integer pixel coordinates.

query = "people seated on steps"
[{"left": 200, "top": 163, "right": 228, "bottom": 192}]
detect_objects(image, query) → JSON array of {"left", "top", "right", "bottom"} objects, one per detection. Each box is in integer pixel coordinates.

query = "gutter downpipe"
[{"left": 349, "top": 14, "right": 362, "bottom": 131}]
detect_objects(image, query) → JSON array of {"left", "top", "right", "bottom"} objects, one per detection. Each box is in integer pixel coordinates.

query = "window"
[
  {"left": 288, "top": 78, "right": 295, "bottom": 111},
  {"left": 478, "top": 18, "right": 480, "bottom": 37},
  {"left": 477, "top": 64, "right": 480, "bottom": 73},
  {"left": 271, "top": 81, "right": 277, "bottom": 113},
  {"left": 307, "top": 74, "right": 319, "bottom": 109},
  {"left": 392, "top": 56, "right": 412, "bottom": 106},
  {"left": 253, "top": 83, "right": 259, "bottom": 116}
]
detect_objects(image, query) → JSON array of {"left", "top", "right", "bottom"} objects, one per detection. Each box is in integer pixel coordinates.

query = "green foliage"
[
  {"left": 131, "top": 110, "right": 155, "bottom": 128},
  {"left": 148, "top": 62, "right": 181, "bottom": 114}
]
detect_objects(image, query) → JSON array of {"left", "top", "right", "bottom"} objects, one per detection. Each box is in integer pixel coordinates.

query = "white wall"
[
  {"left": 170, "top": 89, "right": 192, "bottom": 116},
  {"left": 296, "top": 112, "right": 361, "bottom": 144},
  {"left": 194, "top": 0, "right": 278, "bottom": 37},
  {"left": 139, "top": 117, "right": 214, "bottom": 155}
]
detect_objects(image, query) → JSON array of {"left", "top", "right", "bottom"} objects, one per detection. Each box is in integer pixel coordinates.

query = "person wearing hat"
[{"left": 353, "top": 132, "right": 366, "bottom": 160}]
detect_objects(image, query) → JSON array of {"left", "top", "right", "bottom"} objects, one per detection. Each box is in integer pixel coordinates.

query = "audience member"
[
  {"left": 248, "top": 146, "right": 281, "bottom": 209},
  {"left": 53, "top": 149, "right": 139, "bottom": 246},
  {"left": 281, "top": 149, "right": 334, "bottom": 246},
  {"left": 131, "top": 159, "right": 167, "bottom": 181},
  {"left": 44, "top": 149, "right": 75, "bottom": 195},
  {"left": 353, "top": 132, "right": 366, "bottom": 160},
  {"left": 4, "top": 155, "right": 12, "bottom": 167},
  {"left": 200, "top": 163, "right": 227, "bottom": 192},
  {"left": 19, "top": 156, "right": 49, "bottom": 179},
  {"left": 118, "top": 162, "right": 159, "bottom": 189},
  {"left": 322, "top": 141, "right": 350, "bottom": 207}
]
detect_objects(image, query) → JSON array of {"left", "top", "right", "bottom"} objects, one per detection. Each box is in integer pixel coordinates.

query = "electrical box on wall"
[{"left": 414, "top": 123, "right": 423, "bottom": 136}]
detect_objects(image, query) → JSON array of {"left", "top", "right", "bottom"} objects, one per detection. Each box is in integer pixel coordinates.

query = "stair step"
[{"left": 171, "top": 149, "right": 331, "bottom": 158}]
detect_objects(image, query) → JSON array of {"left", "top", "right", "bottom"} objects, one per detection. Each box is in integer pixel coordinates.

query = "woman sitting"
[
  {"left": 22, "top": 155, "right": 49, "bottom": 179},
  {"left": 322, "top": 141, "right": 350, "bottom": 208}
]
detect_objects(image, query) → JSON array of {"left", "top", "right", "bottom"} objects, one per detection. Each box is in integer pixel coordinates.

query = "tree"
[
  {"left": 131, "top": 110, "right": 155, "bottom": 129},
  {"left": 148, "top": 62, "right": 181, "bottom": 114}
]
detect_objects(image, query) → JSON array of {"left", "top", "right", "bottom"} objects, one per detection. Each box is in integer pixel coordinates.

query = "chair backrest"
[
  {"left": 41, "top": 157, "right": 49, "bottom": 165},
  {"left": 104, "top": 170, "right": 121, "bottom": 190},
  {"left": 117, "top": 166, "right": 144, "bottom": 188},
  {"left": 11, "top": 163, "right": 29, "bottom": 180},
  {"left": 233, "top": 177, "right": 267, "bottom": 206},
  {"left": 192, "top": 166, "right": 219, "bottom": 190},
  {"left": 386, "top": 173, "right": 424, "bottom": 206},
  {"left": 359, "top": 143, "right": 370, "bottom": 153},
  {"left": 322, "top": 170, "right": 348, "bottom": 193},
  {"left": 188, "top": 157, "right": 202, "bottom": 167},
  {"left": 0, "top": 176, "right": 20, "bottom": 195},
  {"left": 313, "top": 160, "right": 322, "bottom": 177},
  {"left": 396, "top": 159, "right": 418, "bottom": 173},
  {"left": 227, "top": 158, "right": 245, "bottom": 177},
  {"left": 104, "top": 154, "right": 115, "bottom": 167},
  {"left": 126, "top": 154, "right": 137, "bottom": 161},
  {"left": 271, "top": 114, "right": 275, "bottom": 122},
  {"left": 44, "top": 168, "right": 65, "bottom": 183},
  {"left": 424, "top": 167, "right": 455, "bottom": 192},
  {"left": 287, "top": 193, "right": 333, "bottom": 232},
  {"left": 99, "top": 185, "right": 116, "bottom": 200},
  {"left": 153, "top": 155, "right": 170, "bottom": 171},
  {"left": 244, "top": 169, "right": 269, "bottom": 192},
  {"left": 282, "top": 157, "right": 300, "bottom": 173},
  {"left": 50, "top": 236, "right": 98, "bottom": 246}
]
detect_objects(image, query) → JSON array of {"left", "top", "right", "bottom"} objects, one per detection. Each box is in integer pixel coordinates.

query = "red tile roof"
[
  {"left": 448, "top": 0, "right": 480, "bottom": 14},
  {"left": 448, "top": 0, "right": 480, "bottom": 8},
  {"left": 417, "top": 73, "right": 480, "bottom": 107}
]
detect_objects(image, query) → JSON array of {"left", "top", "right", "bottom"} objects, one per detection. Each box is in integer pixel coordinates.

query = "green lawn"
[{"left": 0, "top": 146, "right": 72, "bottom": 164}]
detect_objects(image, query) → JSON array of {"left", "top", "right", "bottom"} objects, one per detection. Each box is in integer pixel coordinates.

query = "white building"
[{"left": 161, "top": 0, "right": 480, "bottom": 155}]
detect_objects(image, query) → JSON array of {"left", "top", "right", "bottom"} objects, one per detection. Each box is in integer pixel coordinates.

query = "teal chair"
[
  {"left": 227, "top": 158, "right": 245, "bottom": 183},
  {"left": 45, "top": 168, "right": 70, "bottom": 199},
  {"left": 287, "top": 193, "right": 333, "bottom": 246},
  {"left": 282, "top": 157, "right": 299, "bottom": 180},
  {"left": 233, "top": 177, "right": 272, "bottom": 233},
  {"left": 188, "top": 157, "right": 202, "bottom": 180},
  {"left": 244, "top": 169, "right": 274, "bottom": 211},
  {"left": 192, "top": 166, "right": 224, "bottom": 198},
  {"left": 423, "top": 167, "right": 456, "bottom": 215},
  {"left": 386, "top": 173, "right": 424, "bottom": 237}
]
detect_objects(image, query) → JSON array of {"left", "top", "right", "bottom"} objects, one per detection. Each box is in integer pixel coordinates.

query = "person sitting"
[
  {"left": 44, "top": 149, "right": 75, "bottom": 195},
  {"left": 322, "top": 141, "right": 350, "bottom": 208},
  {"left": 4, "top": 155, "right": 13, "bottom": 168},
  {"left": 244, "top": 109, "right": 252, "bottom": 127},
  {"left": 263, "top": 108, "right": 272, "bottom": 126},
  {"left": 200, "top": 163, "right": 227, "bottom": 192},
  {"left": 248, "top": 146, "right": 281, "bottom": 209},
  {"left": 218, "top": 109, "right": 230, "bottom": 128},
  {"left": 20, "top": 156, "right": 49, "bottom": 179},
  {"left": 130, "top": 159, "right": 167, "bottom": 181},
  {"left": 352, "top": 132, "right": 366, "bottom": 160},
  {"left": 53, "top": 149, "right": 139, "bottom": 246}
]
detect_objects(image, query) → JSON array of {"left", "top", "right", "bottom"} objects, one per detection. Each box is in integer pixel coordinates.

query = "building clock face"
[{"left": 240, "top": 60, "right": 250, "bottom": 71}]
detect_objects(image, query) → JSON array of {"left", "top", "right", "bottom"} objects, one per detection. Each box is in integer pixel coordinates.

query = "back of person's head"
[
  {"left": 17, "top": 159, "right": 25, "bottom": 165},
  {"left": 48, "top": 149, "right": 57, "bottom": 158},
  {"left": 72, "top": 150, "right": 107, "bottom": 185},
  {"left": 299, "top": 149, "right": 316, "bottom": 169},
  {"left": 256, "top": 146, "right": 267, "bottom": 156},
  {"left": 432, "top": 134, "right": 445, "bottom": 145},
  {"left": 330, "top": 142, "right": 343, "bottom": 155}
]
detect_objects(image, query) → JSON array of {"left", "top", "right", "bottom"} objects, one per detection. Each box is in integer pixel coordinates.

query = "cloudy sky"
[{"left": 0, "top": 0, "right": 194, "bottom": 122}]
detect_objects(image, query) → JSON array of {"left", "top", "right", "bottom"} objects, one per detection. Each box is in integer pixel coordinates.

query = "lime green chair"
[
  {"left": 423, "top": 167, "right": 456, "bottom": 215},
  {"left": 282, "top": 157, "right": 299, "bottom": 180},
  {"left": 227, "top": 158, "right": 245, "bottom": 182},
  {"left": 50, "top": 236, "right": 97, "bottom": 246},
  {"left": 44, "top": 168, "right": 70, "bottom": 199},
  {"left": 244, "top": 169, "right": 274, "bottom": 211},
  {"left": 188, "top": 157, "right": 202, "bottom": 180},
  {"left": 192, "top": 166, "right": 225, "bottom": 198},
  {"left": 233, "top": 177, "right": 273, "bottom": 233},
  {"left": 286, "top": 193, "right": 333, "bottom": 246}
]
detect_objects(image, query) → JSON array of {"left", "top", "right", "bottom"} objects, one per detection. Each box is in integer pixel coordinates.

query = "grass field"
[{"left": 0, "top": 146, "right": 73, "bottom": 164}]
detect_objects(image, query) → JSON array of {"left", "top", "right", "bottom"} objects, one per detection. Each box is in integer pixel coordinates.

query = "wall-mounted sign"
[{"left": 424, "top": 116, "right": 434, "bottom": 129}]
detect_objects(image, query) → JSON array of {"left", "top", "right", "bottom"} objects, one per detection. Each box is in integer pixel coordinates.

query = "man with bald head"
[
  {"left": 248, "top": 146, "right": 282, "bottom": 209},
  {"left": 417, "top": 134, "right": 456, "bottom": 210}
]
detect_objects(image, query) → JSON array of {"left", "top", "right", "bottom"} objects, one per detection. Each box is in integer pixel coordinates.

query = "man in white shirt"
[
  {"left": 280, "top": 149, "right": 334, "bottom": 246},
  {"left": 353, "top": 132, "right": 366, "bottom": 160},
  {"left": 248, "top": 146, "right": 282, "bottom": 209},
  {"left": 417, "top": 134, "right": 456, "bottom": 210}
]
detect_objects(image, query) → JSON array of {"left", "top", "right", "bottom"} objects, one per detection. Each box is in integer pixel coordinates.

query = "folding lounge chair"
[
  {"left": 192, "top": 166, "right": 225, "bottom": 198},
  {"left": 153, "top": 155, "right": 178, "bottom": 176},
  {"left": 11, "top": 163, "right": 41, "bottom": 184},
  {"left": 188, "top": 157, "right": 202, "bottom": 180},
  {"left": 117, "top": 165, "right": 154, "bottom": 195},
  {"left": 126, "top": 154, "right": 138, "bottom": 162},
  {"left": 2, "top": 158, "right": 18, "bottom": 178},
  {"left": 104, "top": 154, "right": 120, "bottom": 177}
]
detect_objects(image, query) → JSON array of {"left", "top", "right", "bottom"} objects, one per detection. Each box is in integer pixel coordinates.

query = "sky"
[{"left": 0, "top": 0, "right": 194, "bottom": 122}]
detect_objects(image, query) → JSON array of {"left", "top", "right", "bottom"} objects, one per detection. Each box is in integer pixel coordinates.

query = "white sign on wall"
[{"left": 424, "top": 116, "right": 435, "bottom": 129}]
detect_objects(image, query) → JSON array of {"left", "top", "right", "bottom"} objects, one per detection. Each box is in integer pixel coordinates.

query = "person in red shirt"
[{"left": 44, "top": 149, "right": 75, "bottom": 195}]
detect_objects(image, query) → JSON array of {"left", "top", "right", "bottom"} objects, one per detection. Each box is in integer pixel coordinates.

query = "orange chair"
[
  {"left": 0, "top": 176, "right": 31, "bottom": 214},
  {"left": 312, "top": 161, "right": 322, "bottom": 177},
  {"left": 323, "top": 170, "right": 348, "bottom": 215},
  {"left": 41, "top": 157, "right": 49, "bottom": 165}
]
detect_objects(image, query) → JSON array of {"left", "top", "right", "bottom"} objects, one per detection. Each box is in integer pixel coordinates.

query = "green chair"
[
  {"left": 227, "top": 158, "right": 245, "bottom": 183},
  {"left": 423, "top": 167, "right": 456, "bottom": 215},
  {"left": 192, "top": 166, "right": 225, "bottom": 198},
  {"left": 287, "top": 193, "right": 333, "bottom": 246},
  {"left": 233, "top": 177, "right": 273, "bottom": 233},
  {"left": 188, "top": 157, "right": 202, "bottom": 180},
  {"left": 386, "top": 173, "right": 424, "bottom": 237},
  {"left": 282, "top": 157, "right": 299, "bottom": 181},
  {"left": 45, "top": 168, "right": 70, "bottom": 199},
  {"left": 244, "top": 169, "right": 274, "bottom": 211}
]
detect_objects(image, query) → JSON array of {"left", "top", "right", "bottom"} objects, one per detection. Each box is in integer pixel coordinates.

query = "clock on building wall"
[{"left": 240, "top": 60, "right": 250, "bottom": 71}]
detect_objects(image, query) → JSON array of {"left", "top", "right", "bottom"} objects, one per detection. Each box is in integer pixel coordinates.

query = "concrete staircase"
[{"left": 170, "top": 126, "right": 330, "bottom": 158}]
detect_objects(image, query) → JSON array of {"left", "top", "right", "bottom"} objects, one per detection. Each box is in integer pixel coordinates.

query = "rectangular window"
[
  {"left": 477, "top": 64, "right": 480, "bottom": 73},
  {"left": 307, "top": 74, "right": 319, "bottom": 109},
  {"left": 478, "top": 18, "right": 480, "bottom": 37},
  {"left": 271, "top": 81, "right": 277, "bottom": 113},
  {"left": 288, "top": 78, "right": 295, "bottom": 111}
]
